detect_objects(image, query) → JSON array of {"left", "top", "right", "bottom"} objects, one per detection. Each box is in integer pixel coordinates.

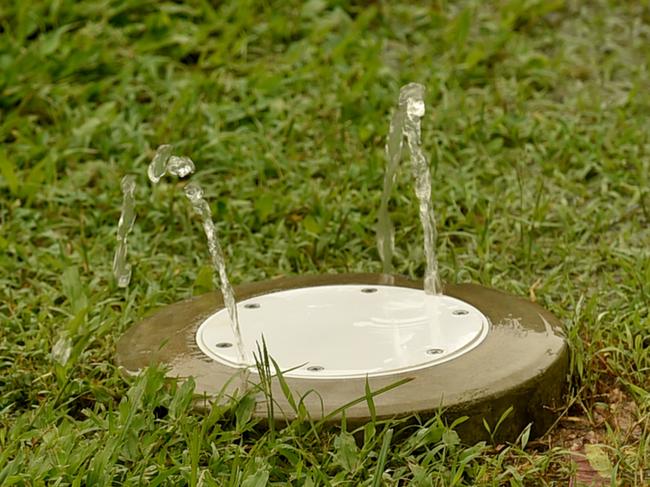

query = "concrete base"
[{"left": 116, "top": 274, "right": 568, "bottom": 443}]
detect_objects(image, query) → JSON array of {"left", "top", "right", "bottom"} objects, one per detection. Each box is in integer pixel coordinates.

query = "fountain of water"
[{"left": 115, "top": 85, "right": 568, "bottom": 442}]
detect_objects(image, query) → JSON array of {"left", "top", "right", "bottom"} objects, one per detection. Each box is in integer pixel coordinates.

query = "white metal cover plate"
[{"left": 196, "top": 285, "right": 489, "bottom": 379}]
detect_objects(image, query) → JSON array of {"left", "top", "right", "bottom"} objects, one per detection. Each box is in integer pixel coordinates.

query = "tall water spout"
[
  {"left": 376, "top": 93, "right": 406, "bottom": 275},
  {"left": 401, "top": 83, "right": 441, "bottom": 295},
  {"left": 377, "top": 83, "right": 441, "bottom": 295}
]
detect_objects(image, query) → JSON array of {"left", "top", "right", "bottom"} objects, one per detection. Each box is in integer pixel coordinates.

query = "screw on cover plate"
[
  {"left": 361, "top": 288, "right": 378, "bottom": 293},
  {"left": 426, "top": 348, "right": 444, "bottom": 355}
]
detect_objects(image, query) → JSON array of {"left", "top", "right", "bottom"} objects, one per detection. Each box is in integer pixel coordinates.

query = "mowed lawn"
[{"left": 1, "top": 0, "right": 649, "bottom": 485}]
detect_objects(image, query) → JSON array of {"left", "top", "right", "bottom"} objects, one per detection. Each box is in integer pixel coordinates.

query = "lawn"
[{"left": 1, "top": 0, "right": 649, "bottom": 485}]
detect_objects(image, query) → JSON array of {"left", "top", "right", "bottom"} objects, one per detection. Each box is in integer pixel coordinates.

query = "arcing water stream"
[
  {"left": 184, "top": 182, "right": 245, "bottom": 364},
  {"left": 146, "top": 146, "right": 245, "bottom": 364},
  {"left": 112, "top": 145, "right": 247, "bottom": 365},
  {"left": 376, "top": 83, "right": 441, "bottom": 295}
]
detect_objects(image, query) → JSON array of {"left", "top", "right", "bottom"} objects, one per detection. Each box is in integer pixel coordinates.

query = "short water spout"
[
  {"left": 113, "top": 175, "right": 137, "bottom": 287},
  {"left": 145, "top": 145, "right": 246, "bottom": 365},
  {"left": 184, "top": 183, "right": 246, "bottom": 365}
]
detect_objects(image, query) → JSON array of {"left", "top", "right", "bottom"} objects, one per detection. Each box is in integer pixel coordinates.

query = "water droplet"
[
  {"left": 184, "top": 182, "right": 204, "bottom": 201},
  {"left": 167, "top": 155, "right": 195, "bottom": 178},
  {"left": 148, "top": 144, "right": 173, "bottom": 183},
  {"left": 52, "top": 336, "right": 72, "bottom": 365}
]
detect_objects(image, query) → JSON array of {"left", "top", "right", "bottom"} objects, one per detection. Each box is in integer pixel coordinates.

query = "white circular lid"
[{"left": 196, "top": 285, "right": 489, "bottom": 379}]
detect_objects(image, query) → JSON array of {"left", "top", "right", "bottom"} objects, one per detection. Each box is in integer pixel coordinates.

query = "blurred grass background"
[{"left": 1, "top": 0, "right": 649, "bottom": 484}]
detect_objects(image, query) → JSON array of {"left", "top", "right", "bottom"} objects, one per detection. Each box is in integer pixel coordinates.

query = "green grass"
[{"left": 1, "top": 0, "right": 649, "bottom": 484}]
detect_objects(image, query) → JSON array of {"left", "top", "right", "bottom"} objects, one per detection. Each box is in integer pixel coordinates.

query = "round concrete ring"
[{"left": 116, "top": 273, "right": 568, "bottom": 442}]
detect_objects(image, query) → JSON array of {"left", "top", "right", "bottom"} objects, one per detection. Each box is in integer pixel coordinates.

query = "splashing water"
[
  {"left": 377, "top": 83, "right": 441, "bottom": 295},
  {"left": 113, "top": 175, "right": 137, "bottom": 287},
  {"left": 184, "top": 182, "right": 246, "bottom": 364}
]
